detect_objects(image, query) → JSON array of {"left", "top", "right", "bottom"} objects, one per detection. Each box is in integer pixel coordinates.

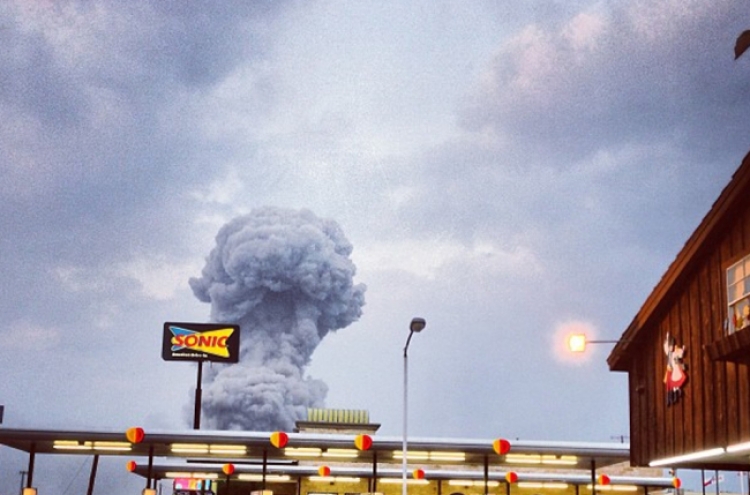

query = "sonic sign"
[{"left": 162, "top": 322, "right": 240, "bottom": 363}]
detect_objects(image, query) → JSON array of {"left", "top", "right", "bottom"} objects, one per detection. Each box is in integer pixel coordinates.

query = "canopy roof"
[{"left": 0, "top": 426, "right": 676, "bottom": 489}]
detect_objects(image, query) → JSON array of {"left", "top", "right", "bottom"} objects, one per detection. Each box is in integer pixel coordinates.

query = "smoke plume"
[{"left": 189, "top": 207, "right": 366, "bottom": 431}]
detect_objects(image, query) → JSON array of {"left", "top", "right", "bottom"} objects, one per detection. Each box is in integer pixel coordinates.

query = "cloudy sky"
[{"left": 2, "top": 0, "right": 749, "bottom": 493}]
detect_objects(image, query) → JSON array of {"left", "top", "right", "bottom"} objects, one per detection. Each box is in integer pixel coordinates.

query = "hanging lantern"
[
  {"left": 126, "top": 461, "right": 137, "bottom": 472},
  {"left": 125, "top": 427, "right": 144, "bottom": 444},
  {"left": 492, "top": 438, "right": 511, "bottom": 455},
  {"left": 412, "top": 469, "right": 425, "bottom": 480},
  {"left": 223, "top": 464, "right": 235, "bottom": 476},
  {"left": 673, "top": 478, "right": 682, "bottom": 489},
  {"left": 505, "top": 472, "right": 518, "bottom": 484},
  {"left": 598, "top": 475, "right": 611, "bottom": 486},
  {"left": 270, "top": 431, "right": 289, "bottom": 448},
  {"left": 355, "top": 434, "right": 373, "bottom": 451},
  {"left": 318, "top": 466, "right": 331, "bottom": 477}
]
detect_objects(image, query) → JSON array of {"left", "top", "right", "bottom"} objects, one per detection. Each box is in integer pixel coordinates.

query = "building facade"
[{"left": 608, "top": 151, "right": 750, "bottom": 470}]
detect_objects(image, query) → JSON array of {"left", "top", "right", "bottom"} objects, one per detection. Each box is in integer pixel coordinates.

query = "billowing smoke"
[{"left": 189, "top": 207, "right": 366, "bottom": 431}]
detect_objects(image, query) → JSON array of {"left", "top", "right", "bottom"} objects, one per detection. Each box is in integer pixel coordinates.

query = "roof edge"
[{"left": 608, "top": 149, "right": 750, "bottom": 371}]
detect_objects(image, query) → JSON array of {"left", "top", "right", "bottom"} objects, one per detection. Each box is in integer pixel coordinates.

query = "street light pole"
[
  {"left": 403, "top": 317, "right": 426, "bottom": 495},
  {"left": 19, "top": 471, "right": 27, "bottom": 495}
]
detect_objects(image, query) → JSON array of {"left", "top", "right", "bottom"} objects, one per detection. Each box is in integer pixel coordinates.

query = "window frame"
[{"left": 726, "top": 253, "right": 750, "bottom": 334}]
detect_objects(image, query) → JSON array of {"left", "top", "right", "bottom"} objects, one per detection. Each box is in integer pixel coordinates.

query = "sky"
[{"left": 1, "top": 0, "right": 750, "bottom": 493}]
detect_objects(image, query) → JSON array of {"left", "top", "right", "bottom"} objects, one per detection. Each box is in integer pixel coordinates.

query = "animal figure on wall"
[{"left": 663, "top": 332, "right": 688, "bottom": 406}]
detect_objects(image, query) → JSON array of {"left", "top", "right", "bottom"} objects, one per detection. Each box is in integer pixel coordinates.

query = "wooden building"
[{"left": 608, "top": 151, "right": 750, "bottom": 470}]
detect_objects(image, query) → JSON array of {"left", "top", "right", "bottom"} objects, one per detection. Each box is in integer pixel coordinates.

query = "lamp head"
[
  {"left": 410, "top": 317, "right": 426, "bottom": 333},
  {"left": 568, "top": 334, "right": 587, "bottom": 353}
]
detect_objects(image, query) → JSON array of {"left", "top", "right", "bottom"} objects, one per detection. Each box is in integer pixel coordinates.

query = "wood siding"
[{"left": 627, "top": 199, "right": 750, "bottom": 467}]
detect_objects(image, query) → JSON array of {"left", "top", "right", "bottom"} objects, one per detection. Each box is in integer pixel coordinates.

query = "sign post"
[
  {"left": 162, "top": 322, "right": 240, "bottom": 429},
  {"left": 194, "top": 360, "right": 203, "bottom": 430}
]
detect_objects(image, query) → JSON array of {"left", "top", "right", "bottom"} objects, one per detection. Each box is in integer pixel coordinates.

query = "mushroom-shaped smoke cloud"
[{"left": 189, "top": 207, "right": 366, "bottom": 431}]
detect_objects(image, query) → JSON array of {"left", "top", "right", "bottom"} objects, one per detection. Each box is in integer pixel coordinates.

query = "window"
[{"left": 727, "top": 254, "right": 750, "bottom": 334}]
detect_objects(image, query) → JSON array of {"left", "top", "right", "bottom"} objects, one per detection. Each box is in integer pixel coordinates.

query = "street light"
[
  {"left": 567, "top": 333, "right": 619, "bottom": 353},
  {"left": 403, "top": 317, "right": 426, "bottom": 495},
  {"left": 566, "top": 332, "right": 625, "bottom": 495}
]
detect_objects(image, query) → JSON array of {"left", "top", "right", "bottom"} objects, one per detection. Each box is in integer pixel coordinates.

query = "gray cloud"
[
  {"left": 0, "top": 0, "right": 291, "bottom": 238},
  {"left": 2, "top": 0, "right": 750, "bottom": 492},
  {"left": 0, "top": 0, "right": 297, "bottom": 341},
  {"left": 461, "top": 0, "right": 750, "bottom": 165},
  {"left": 189, "top": 207, "right": 366, "bottom": 430}
]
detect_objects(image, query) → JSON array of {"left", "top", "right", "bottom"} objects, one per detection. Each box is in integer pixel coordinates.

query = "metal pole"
[
  {"left": 403, "top": 330, "right": 414, "bottom": 495},
  {"left": 86, "top": 454, "right": 99, "bottom": 495},
  {"left": 147, "top": 446, "right": 154, "bottom": 490},
  {"left": 18, "top": 471, "right": 27, "bottom": 495},
  {"left": 27, "top": 443, "right": 35, "bottom": 488},
  {"left": 715, "top": 470, "right": 720, "bottom": 495},
  {"left": 590, "top": 459, "right": 596, "bottom": 495},
  {"left": 194, "top": 360, "right": 204, "bottom": 429},
  {"left": 262, "top": 448, "right": 268, "bottom": 491},
  {"left": 484, "top": 456, "right": 490, "bottom": 495}
]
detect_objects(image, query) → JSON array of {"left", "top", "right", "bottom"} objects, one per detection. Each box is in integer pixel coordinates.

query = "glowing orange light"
[
  {"left": 355, "top": 434, "right": 373, "bottom": 451},
  {"left": 505, "top": 472, "right": 518, "bottom": 484},
  {"left": 493, "top": 438, "right": 511, "bottom": 455},
  {"left": 125, "top": 427, "right": 144, "bottom": 444},
  {"left": 568, "top": 334, "right": 587, "bottom": 352},
  {"left": 412, "top": 469, "right": 425, "bottom": 480},
  {"left": 673, "top": 478, "right": 682, "bottom": 489},
  {"left": 270, "top": 431, "right": 289, "bottom": 448},
  {"left": 318, "top": 466, "right": 331, "bottom": 477},
  {"left": 126, "top": 461, "right": 137, "bottom": 472},
  {"left": 598, "top": 474, "right": 611, "bottom": 486},
  {"left": 223, "top": 464, "right": 235, "bottom": 476}
]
